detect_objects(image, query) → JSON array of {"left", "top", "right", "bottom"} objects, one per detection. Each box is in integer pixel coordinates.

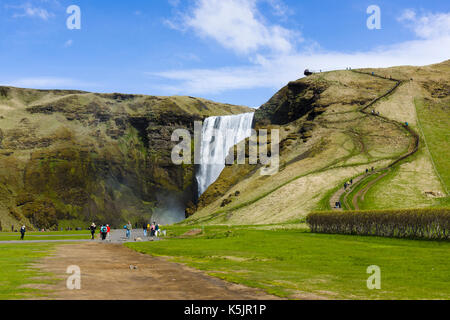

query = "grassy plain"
[{"left": 127, "top": 225, "right": 450, "bottom": 300}]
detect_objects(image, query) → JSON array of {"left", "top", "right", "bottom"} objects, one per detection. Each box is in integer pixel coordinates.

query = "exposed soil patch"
[{"left": 33, "top": 242, "right": 280, "bottom": 300}]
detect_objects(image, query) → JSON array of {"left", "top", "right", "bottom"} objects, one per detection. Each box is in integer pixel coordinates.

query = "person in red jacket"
[{"left": 106, "top": 224, "right": 111, "bottom": 240}]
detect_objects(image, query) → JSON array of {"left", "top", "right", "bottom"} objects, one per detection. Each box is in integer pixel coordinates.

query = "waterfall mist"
[{"left": 151, "top": 192, "right": 187, "bottom": 225}]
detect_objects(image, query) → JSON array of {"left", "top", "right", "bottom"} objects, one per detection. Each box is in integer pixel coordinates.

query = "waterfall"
[{"left": 196, "top": 112, "right": 255, "bottom": 197}]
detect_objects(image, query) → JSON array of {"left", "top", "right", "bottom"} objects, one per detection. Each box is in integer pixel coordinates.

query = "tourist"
[
  {"left": 143, "top": 222, "right": 148, "bottom": 237},
  {"left": 106, "top": 224, "right": 111, "bottom": 240},
  {"left": 100, "top": 225, "right": 108, "bottom": 241},
  {"left": 20, "top": 225, "right": 26, "bottom": 240},
  {"left": 155, "top": 223, "right": 160, "bottom": 237},
  {"left": 126, "top": 221, "right": 132, "bottom": 239},
  {"left": 89, "top": 223, "right": 96, "bottom": 240},
  {"left": 150, "top": 223, "right": 156, "bottom": 237}
]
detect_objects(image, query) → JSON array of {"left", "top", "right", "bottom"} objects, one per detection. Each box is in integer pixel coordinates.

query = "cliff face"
[
  {"left": 0, "top": 87, "right": 251, "bottom": 230},
  {"left": 254, "top": 78, "right": 330, "bottom": 125}
]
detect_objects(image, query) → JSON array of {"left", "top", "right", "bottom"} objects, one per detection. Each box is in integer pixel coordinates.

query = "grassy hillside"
[
  {"left": 186, "top": 60, "right": 449, "bottom": 225},
  {"left": 0, "top": 87, "right": 251, "bottom": 231}
]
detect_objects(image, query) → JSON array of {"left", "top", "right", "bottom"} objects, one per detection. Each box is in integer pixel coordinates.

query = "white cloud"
[
  {"left": 64, "top": 39, "right": 73, "bottom": 48},
  {"left": 168, "top": 0, "right": 299, "bottom": 55},
  {"left": 11, "top": 2, "right": 54, "bottom": 20},
  {"left": 264, "top": 0, "right": 292, "bottom": 18},
  {"left": 398, "top": 10, "right": 450, "bottom": 39},
  {"left": 153, "top": 6, "right": 450, "bottom": 101},
  {"left": 149, "top": 35, "right": 450, "bottom": 98}
]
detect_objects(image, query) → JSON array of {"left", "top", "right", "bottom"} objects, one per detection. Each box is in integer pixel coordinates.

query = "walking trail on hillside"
[
  {"left": 29, "top": 232, "right": 280, "bottom": 300},
  {"left": 329, "top": 71, "right": 420, "bottom": 210}
]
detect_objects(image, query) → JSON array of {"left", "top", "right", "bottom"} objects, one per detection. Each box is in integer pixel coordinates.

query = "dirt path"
[
  {"left": 32, "top": 242, "right": 280, "bottom": 300},
  {"left": 352, "top": 169, "right": 390, "bottom": 210},
  {"left": 329, "top": 173, "right": 366, "bottom": 210}
]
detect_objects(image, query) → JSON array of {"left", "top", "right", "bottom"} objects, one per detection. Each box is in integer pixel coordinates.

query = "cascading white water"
[{"left": 196, "top": 112, "right": 255, "bottom": 197}]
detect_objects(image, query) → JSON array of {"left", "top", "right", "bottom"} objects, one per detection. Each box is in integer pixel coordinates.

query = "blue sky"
[{"left": 0, "top": 0, "right": 449, "bottom": 108}]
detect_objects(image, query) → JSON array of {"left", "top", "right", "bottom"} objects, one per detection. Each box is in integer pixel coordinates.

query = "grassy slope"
[
  {"left": 187, "top": 69, "right": 410, "bottom": 225},
  {"left": 186, "top": 61, "right": 449, "bottom": 224},
  {"left": 415, "top": 97, "right": 450, "bottom": 198},
  {"left": 127, "top": 225, "right": 450, "bottom": 300},
  {"left": 359, "top": 63, "right": 449, "bottom": 209}
]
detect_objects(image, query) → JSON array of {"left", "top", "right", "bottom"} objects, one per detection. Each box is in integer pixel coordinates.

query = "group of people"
[
  {"left": 89, "top": 223, "right": 111, "bottom": 241},
  {"left": 88, "top": 221, "right": 162, "bottom": 241},
  {"left": 365, "top": 167, "right": 375, "bottom": 174},
  {"left": 143, "top": 222, "right": 160, "bottom": 238},
  {"left": 343, "top": 179, "right": 353, "bottom": 191}
]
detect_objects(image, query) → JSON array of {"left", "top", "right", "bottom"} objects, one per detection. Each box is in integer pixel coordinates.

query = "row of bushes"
[{"left": 307, "top": 209, "right": 449, "bottom": 240}]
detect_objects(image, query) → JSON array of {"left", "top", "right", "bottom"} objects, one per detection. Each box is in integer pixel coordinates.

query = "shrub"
[{"left": 306, "top": 208, "right": 449, "bottom": 240}]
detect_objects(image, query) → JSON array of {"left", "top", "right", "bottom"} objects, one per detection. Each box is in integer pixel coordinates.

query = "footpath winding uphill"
[
  {"left": 330, "top": 71, "right": 420, "bottom": 210},
  {"left": 32, "top": 230, "right": 278, "bottom": 300}
]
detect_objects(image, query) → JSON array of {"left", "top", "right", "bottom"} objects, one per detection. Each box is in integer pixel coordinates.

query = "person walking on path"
[
  {"left": 20, "top": 225, "right": 26, "bottom": 240},
  {"left": 125, "top": 221, "right": 132, "bottom": 240},
  {"left": 150, "top": 223, "right": 156, "bottom": 237},
  {"left": 106, "top": 224, "right": 111, "bottom": 240},
  {"left": 155, "top": 223, "right": 160, "bottom": 237},
  {"left": 89, "top": 223, "right": 96, "bottom": 240},
  {"left": 143, "top": 222, "right": 148, "bottom": 237},
  {"left": 100, "top": 225, "right": 108, "bottom": 241}
]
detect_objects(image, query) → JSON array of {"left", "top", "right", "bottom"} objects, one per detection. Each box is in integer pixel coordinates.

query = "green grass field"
[
  {"left": 0, "top": 230, "right": 91, "bottom": 241},
  {"left": 0, "top": 243, "right": 58, "bottom": 300},
  {"left": 126, "top": 225, "right": 450, "bottom": 300}
]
